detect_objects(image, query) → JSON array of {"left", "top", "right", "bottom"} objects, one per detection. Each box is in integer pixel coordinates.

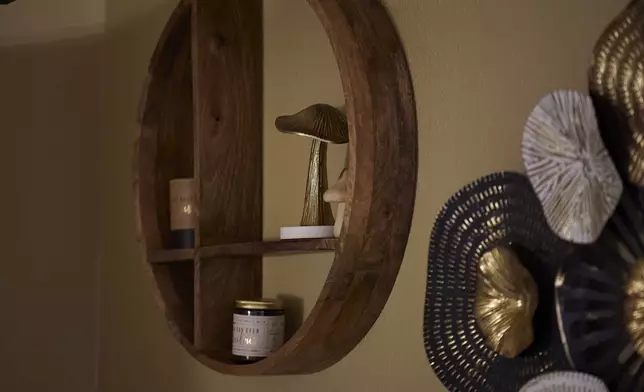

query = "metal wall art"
[
  {"left": 555, "top": 197, "right": 644, "bottom": 391},
  {"left": 424, "top": 1, "right": 644, "bottom": 391},
  {"left": 522, "top": 90, "right": 623, "bottom": 244},
  {"left": 626, "top": 261, "right": 644, "bottom": 357},
  {"left": 424, "top": 172, "right": 572, "bottom": 392},
  {"left": 475, "top": 247, "right": 538, "bottom": 358},
  {"left": 275, "top": 104, "right": 348, "bottom": 239},
  {"left": 590, "top": 0, "right": 644, "bottom": 187},
  {"left": 519, "top": 372, "right": 609, "bottom": 392}
]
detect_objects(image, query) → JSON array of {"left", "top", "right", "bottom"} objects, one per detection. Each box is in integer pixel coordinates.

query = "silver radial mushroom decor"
[
  {"left": 522, "top": 90, "right": 623, "bottom": 244},
  {"left": 519, "top": 372, "right": 609, "bottom": 392}
]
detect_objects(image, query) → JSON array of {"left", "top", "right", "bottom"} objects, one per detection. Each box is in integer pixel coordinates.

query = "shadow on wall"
[
  {"left": 99, "top": 1, "right": 204, "bottom": 391},
  {"left": 0, "top": 33, "right": 103, "bottom": 392}
]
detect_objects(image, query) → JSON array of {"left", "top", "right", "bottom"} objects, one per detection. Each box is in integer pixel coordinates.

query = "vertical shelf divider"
[{"left": 191, "top": 0, "right": 264, "bottom": 357}]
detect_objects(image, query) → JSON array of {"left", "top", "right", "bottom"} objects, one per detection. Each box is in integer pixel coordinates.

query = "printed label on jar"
[{"left": 232, "top": 314, "right": 285, "bottom": 357}]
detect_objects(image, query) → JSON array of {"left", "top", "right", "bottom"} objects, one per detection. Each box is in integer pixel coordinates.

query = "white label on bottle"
[
  {"left": 170, "top": 179, "right": 196, "bottom": 230},
  {"left": 232, "top": 314, "right": 285, "bottom": 357}
]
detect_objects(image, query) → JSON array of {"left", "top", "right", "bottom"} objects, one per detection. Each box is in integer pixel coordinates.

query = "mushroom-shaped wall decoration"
[
  {"left": 324, "top": 169, "right": 348, "bottom": 238},
  {"left": 475, "top": 247, "right": 538, "bottom": 358},
  {"left": 276, "top": 104, "right": 348, "bottom": 238},
  {"left": 522, "top": 90, "right": 623, "bottom": 244},
  {"left": 626, "top": 260, "right": 644, "bottom": 357}
]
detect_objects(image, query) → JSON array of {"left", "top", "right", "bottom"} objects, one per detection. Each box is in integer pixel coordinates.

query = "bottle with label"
[
  {"left": 169, "top": 178, "right": 196, "bottom": 248},
  {"left": 233, "top": 299, "right": 285, "bottom": 363}
]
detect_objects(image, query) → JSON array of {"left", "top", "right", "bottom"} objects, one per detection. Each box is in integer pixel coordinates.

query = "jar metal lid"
[{"left": 235, "top": 298, "right": 284, "bottom": 310}]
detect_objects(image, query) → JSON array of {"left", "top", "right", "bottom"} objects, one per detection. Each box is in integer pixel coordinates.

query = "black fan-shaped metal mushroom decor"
[
  {"left": 555, "top": 195, "right": 644, "bottom": 391},
  {"left": 424, "top": 172, "right": 574, "bottom": 392}
]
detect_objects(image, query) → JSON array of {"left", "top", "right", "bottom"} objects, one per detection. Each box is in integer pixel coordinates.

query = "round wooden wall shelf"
[{"left": 135, "top": 0, "right": 417, "bottom": 375}]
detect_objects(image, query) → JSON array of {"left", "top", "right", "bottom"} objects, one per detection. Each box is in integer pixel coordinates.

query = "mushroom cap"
[
  {"left": 626, "top": 260, "right": 644, "bottom": 357},
  {"left": 475, "top": 247, "right": 538, "bottom": 358},
  {"left": 324, "top": 169, "right": 348, "bottom": 203},
  {"left": 522, "top": 90, "right": 622, "bottom": 244},
  {"left": 275, "top": 104, "right": 349, "bottom": 144}
]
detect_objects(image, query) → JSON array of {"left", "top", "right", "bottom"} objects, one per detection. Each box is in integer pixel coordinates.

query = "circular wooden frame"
[{"left": 135, "top": 0, "right": 417, "bottom": 375}]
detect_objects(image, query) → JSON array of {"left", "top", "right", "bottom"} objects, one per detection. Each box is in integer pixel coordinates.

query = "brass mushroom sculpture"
[
  {"left": 475, "top": 247, "right": 539, "bottom": 358},
  {"left": 276, "top": 104, "right": 349, "bottom": 227}
]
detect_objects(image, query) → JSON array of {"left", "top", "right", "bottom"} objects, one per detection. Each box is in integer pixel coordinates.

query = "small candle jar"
[
  {"left": 169, "top": 178, "right": 196, "bottom": 249},
  {"left": 233, "top": 299, "right": 285, "bottom": 363}
]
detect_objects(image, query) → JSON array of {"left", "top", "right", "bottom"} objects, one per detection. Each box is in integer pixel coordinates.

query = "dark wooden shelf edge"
[
  {"left": 150, "top": 239, "right": 338, "bottom": 263},
  {"left": 200, "top": 238, "right": 338, "bottom": 258},
  {"left": 149, "top": 248, "right": 196, "bottom": 263}
]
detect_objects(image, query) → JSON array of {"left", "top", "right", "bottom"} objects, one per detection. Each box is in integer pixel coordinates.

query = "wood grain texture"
[
  {"left": 150, "top": 248, "right": 197, "bottom": 263},
  {"left": 149, "top": 239, "right": 337, "bottom": 263},
  {"left": 135, "top": 0, "right": 194, "bottom": 344},
  {"left": 191, "top": 0, "right": 263, "bottom": 355},
  {"left": 135, "top": 0, "right": 417, "bottom": 375},
  {"left": 199, "top": 238, "right": 338, "bottom": 258}
]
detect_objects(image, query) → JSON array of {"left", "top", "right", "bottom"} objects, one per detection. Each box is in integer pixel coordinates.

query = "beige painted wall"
[
  {"left": 0, "top": 2, "right": 104, "bottom": 391},
  {"left": 0, "top": 0, "right": 104, "bottom": 45},
  {"left": 100, "top": 1, "right": 628, "bottom": 391}
]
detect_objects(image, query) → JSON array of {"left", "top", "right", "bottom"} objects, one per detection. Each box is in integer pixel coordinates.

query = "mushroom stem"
[
  {"left": 324, "top": 168, "right": 348, "bottom": 237},
  {"left": 333, "top": 203, "right": 346, "bottom": 237},
  {"left": 301, "top": 139, "right": 334, "bottom": 226}
]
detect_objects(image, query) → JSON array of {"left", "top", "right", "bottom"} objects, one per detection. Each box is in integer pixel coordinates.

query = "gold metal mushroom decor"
[
  {"left": 590, "top": 0, "right": 644, "bottom": 186},
  {"left": 626, "top": 261, "right": 644, "bottom": 357},
  {"left": 275, "top": 104, "right": 349, "bottom": 239},
  {"left": 475, "top": 247, "right": 539, "bottom": 358}
]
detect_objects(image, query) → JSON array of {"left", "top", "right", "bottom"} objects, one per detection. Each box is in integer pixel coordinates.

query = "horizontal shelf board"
[
  {"left": 149, "top": 239, "right": 338, "bottom": 263},
  {"left": 150, "top": 248, "right": 196, "bottom": 263},
  {"left": 199, "top": 238, "right": 338, "bottom": 258}
]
